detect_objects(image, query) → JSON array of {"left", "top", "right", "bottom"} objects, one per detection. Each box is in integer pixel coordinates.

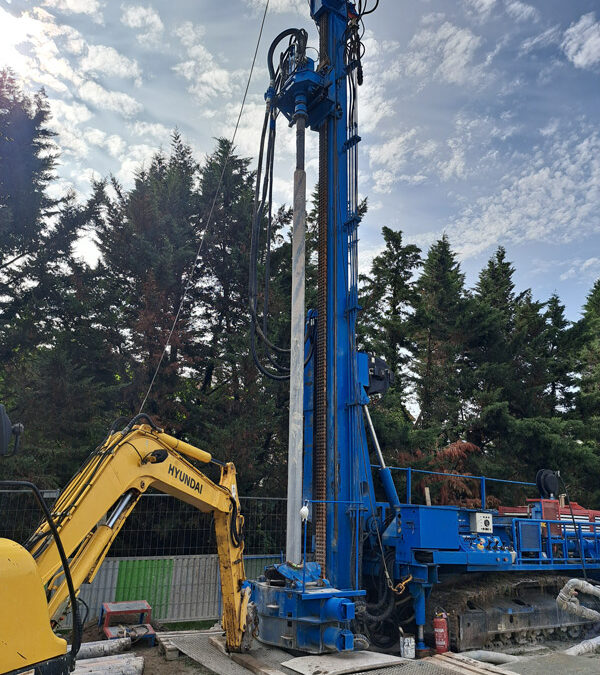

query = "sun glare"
[{"left": 0, "top": 8, "right": 52, "bottom": 81}]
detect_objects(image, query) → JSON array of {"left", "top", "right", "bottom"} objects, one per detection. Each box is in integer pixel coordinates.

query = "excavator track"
[{"left": 426, "top": 573, "right": 600, "bottom": 651}]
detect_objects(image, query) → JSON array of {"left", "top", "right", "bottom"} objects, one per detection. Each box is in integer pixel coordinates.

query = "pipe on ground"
[
  {"left": 73, "top": 638, "right": 132, "bottom": 659},
  {"left": 556, "top": 578, "right": 600, "bottom": 622},
  {"left": 461, "top": 650, "right": 520, "bottom": 665},
  {"left": 564, "top": 635, "right": 600, "bottom": 656}
]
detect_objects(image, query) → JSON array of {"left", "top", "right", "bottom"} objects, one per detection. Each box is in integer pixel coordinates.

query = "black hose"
[
  {"left": 78, "top": 597, "right": 90, "bottom": 628},
  {"left": 557, "top": 472, "right": 588, "bottom": 581},
  {"left": 267, "top": 29, "right": 307, "bottom": 82},
  {"left": 230, "top": 498, "right": 244, "bottom": 548},
  {"left": 123, "top": 413, "right": 160, "bottom": 435}
]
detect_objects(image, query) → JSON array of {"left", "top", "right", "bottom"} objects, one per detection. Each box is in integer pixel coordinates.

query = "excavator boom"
[{"left": 0, "top": 412, "right": 251, "bottom": 674}]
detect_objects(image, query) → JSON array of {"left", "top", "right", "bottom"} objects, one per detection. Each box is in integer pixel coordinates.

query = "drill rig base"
[{"left": 252, "top": 563, "right": 365, "bottom": 654}]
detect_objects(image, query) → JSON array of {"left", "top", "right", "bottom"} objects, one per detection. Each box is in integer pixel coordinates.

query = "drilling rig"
[{"left": 248, "top": 0, "right": 600, "bottom": 656}]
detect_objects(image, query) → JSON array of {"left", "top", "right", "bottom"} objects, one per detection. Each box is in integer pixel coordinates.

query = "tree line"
[{"left": 1, "top": 71, "right": 599, "bottom": 506}]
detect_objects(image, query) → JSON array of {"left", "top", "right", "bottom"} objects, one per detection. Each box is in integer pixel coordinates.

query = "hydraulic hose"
[
  {"left": 556, "top": 578, "right": 600, "bottom": 621},
  {"left": 267, "top": 28, "right": 308, "bottom": 82}
]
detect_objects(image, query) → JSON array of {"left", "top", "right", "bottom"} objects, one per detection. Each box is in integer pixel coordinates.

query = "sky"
[{"left": 1, "top": 0, "right": 599, "bottom": 319}]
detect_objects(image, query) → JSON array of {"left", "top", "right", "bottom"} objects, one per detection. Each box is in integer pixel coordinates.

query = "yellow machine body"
[
  {"left": 0, "top": 423, "right": 251, "bottom": 674},
  {"left": 0, "top": 539, "right": 67, "bottom": 673}
]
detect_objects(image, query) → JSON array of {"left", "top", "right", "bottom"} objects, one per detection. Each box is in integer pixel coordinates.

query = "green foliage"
[
  {"left": 359, "top": 235, "right": 600, "bottom": 506},
  {"left": 412, "top": 235, "right": 467, "bottom": 433},
  {"left": 0, "top": 71, "right": 599, "bottom": 508}
]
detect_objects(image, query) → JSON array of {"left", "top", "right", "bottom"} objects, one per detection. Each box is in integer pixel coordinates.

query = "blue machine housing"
[
  {"left": 251, "top": 0, "right": 600, "bottom": 657},
  {"left": 252, "top": 563, "right": 365, "bottom": 653}
]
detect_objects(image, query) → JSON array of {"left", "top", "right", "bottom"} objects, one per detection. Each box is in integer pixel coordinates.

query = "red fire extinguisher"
[{"left": 433, "top": 609, "right": 449, "bottom": 654}]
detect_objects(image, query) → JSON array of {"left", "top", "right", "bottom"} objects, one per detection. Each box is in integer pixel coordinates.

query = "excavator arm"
[{"left": 6, "top": 414, "right": 252, "bottom": 664}]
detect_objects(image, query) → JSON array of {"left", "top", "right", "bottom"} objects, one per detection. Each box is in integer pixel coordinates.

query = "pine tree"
[
  {"left": 412, "top": 235, "right": 466, "bottom": 434},
  {"left": 185, "top": 139, "right": 292, "bottom": 493},
  {"left": 359, "top": 227, "right": 421, "bottom": 391},
  {"left": 0, "top": 70, "right": 82, "bottom": 361},
  {"left": 0, "top": 69, "right": 57, "bottom": 264},
  {"left": 577, "top": 279, "right": 600, "bottom": 419},
  {"left": 475, "top": 246, "right": 516, "bottom": 332},
  {"left": 92, "top": 132, "right": 201, "bottom": 418},
  {"left": 544, "top": 293, "right": 574, "bottom": 415}
]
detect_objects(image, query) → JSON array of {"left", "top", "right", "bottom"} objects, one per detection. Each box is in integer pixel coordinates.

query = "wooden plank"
[
  {"left": 445, "top": 653, "right": 513, "bottom": 674},
  {"left": 72, "top": 656, "right": 144, "bottom": 675},
  {"left": 209, "top": 635, "right": 228, "bottom": 655},
  {"left": 230, "top": 652, "right": 287, "bottom": 675},
  {"left": 432, "top": 653, "right": 504, "bottom": 674},
  {"left": 207, "top": 636, "right": 286, "bottom": 675},
  {"left": 156, "top": 635, "right": 180, "bottom": 661}
]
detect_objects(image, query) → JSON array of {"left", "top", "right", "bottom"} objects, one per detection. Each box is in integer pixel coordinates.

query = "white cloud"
[
  {"left": 78, "top": 80, "right": 142, "bottom": 117},
  {"left": 439, "top": 139, "right": 466, "bottom": 181},
  {"left": 368, "top": 130, "right": 431, "bottom": 192},
  {"left": 243, "top": 0, "right": 305, "bottom": 14},
  {"left": 562, "top": 13, "right": 600, "bottom": 70},
  {"left": 504, "top": 1, "right": 539, "bottom": 23},
  {"left": 47, "top": 99, "right": 93, "bottom": 158},
  {"left": 116, "top": 144, "right": 159, "bottom": 185},
  {"left": 43, "top": 0, "right": 102, "bottom": 21},
  {"left": 80, "top": 45, "right": 142, "bottom": 85},
  {"left": 560, "top": 257, "right": 600, "bottom": 282},
  {"left": 415, "top": 139, "right": 438, "bottom": 159},
  {"left": 521, "top": 26, "right": 560, "bottom": 53},
  {"left": 129, "top": 121, "right": 172, "bottom": 143},
  {"left": 464, "top": 0, "right": 496, "bottom": 19},
  {"left": 358, "top": 32, "right": 399, "bottom": 133},
  {"left": 369, "top": 129, "right": 418, "bottom": 172},
  {"left": 49, "top": 98, "right": 93, "bottom": 125},
  {"left": 446, "top": 130, "right": 600, "bottom": 258},
  {"left": 82, "top": 127, "right": 127, "bottom": 158},
  {"left": 172, "top": 22, "right": 239, "bottom": 104},
  {"left": 539, "top": 119, "right": 559, "bottom": 137},
  {"left": 121, "top": 5, "right": 164, "bottom": 46},
  {"left": 398, "top": 20, "right": 484, "bottom": 86},
  {"left": 175, "top": 21, "right": 206, "bottom": 48}
]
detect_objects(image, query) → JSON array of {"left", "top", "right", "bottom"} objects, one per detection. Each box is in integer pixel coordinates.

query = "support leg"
[{"left": 410, "top": 584, "right": 428, "bottom": 656}]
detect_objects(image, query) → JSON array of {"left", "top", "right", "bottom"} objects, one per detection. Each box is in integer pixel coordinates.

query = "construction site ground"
[{"left": 78, "top": 625, "right": 600, "bottom": 675}]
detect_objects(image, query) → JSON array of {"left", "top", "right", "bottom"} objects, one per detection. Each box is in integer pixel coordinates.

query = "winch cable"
[{"left": 138, "top": 0, "right": 270, "bottom": 414}]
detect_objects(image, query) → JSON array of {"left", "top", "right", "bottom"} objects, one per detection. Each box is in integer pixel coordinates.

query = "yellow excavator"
[{"left": 0, "top": 406, "right": 252, "bottom": 675}]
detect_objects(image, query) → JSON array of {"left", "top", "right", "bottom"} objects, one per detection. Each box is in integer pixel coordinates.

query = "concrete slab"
[
  {"left": 282, "top": 651, "right": 406, "bottom": 675},
  {"left": 501, "top": 652, "right": 600, "bottom": 675}
]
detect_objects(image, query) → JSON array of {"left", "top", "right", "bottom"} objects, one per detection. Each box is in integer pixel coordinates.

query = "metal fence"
[
  {"left": 0, "top": 490, "right": 287, "bottom": 556},
  {"left": 0, "top": 489, "right": 286, "bottom": 626}
]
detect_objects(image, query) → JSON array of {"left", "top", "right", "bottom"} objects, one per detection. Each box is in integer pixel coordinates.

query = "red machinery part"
[{"left": 433, "top": 613, "right": 449, "bottom": 654}]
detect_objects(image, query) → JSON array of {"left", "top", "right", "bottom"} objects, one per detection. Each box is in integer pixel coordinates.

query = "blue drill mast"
[{"left": 249, "top": 0, "right": 600, "bottom": 656}]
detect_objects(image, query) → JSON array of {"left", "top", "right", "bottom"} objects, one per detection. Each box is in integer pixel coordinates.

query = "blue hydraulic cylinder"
[{"left": 379, "top": 467, "right": 401, "bottom": 511}]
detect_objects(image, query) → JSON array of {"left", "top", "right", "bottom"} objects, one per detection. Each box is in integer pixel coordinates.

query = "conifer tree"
[
  {"left": 359, "top": 227, "right": 421, "bottom": 391},
  {"left": 412, "top": 235, "right": 466, "bottom": 434},
  {"left": 544, "top": 293, "right": 574, "bottom": 415},
  {"left": 577, "top": 279, "right": 600, "bottom": 419}
]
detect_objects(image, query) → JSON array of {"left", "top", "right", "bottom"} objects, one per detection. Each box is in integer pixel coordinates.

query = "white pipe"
[
  {"left": 556, "top": 578, "right": 600, "bottom": 622},
  {"left": 73, "top": 638, "right": 132, "bottom": 659},
  {"left": 285, "top": 115, "right": 306, "bottom": 564},
  {"left": 564, "top": 635, "right": 600, "bottom": 656},
  {"left": 461, "top": 650, "right": 520, "bottom": 664},
  {"left": 364, "top": 405, "right": 385, "bottom": 468}
]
